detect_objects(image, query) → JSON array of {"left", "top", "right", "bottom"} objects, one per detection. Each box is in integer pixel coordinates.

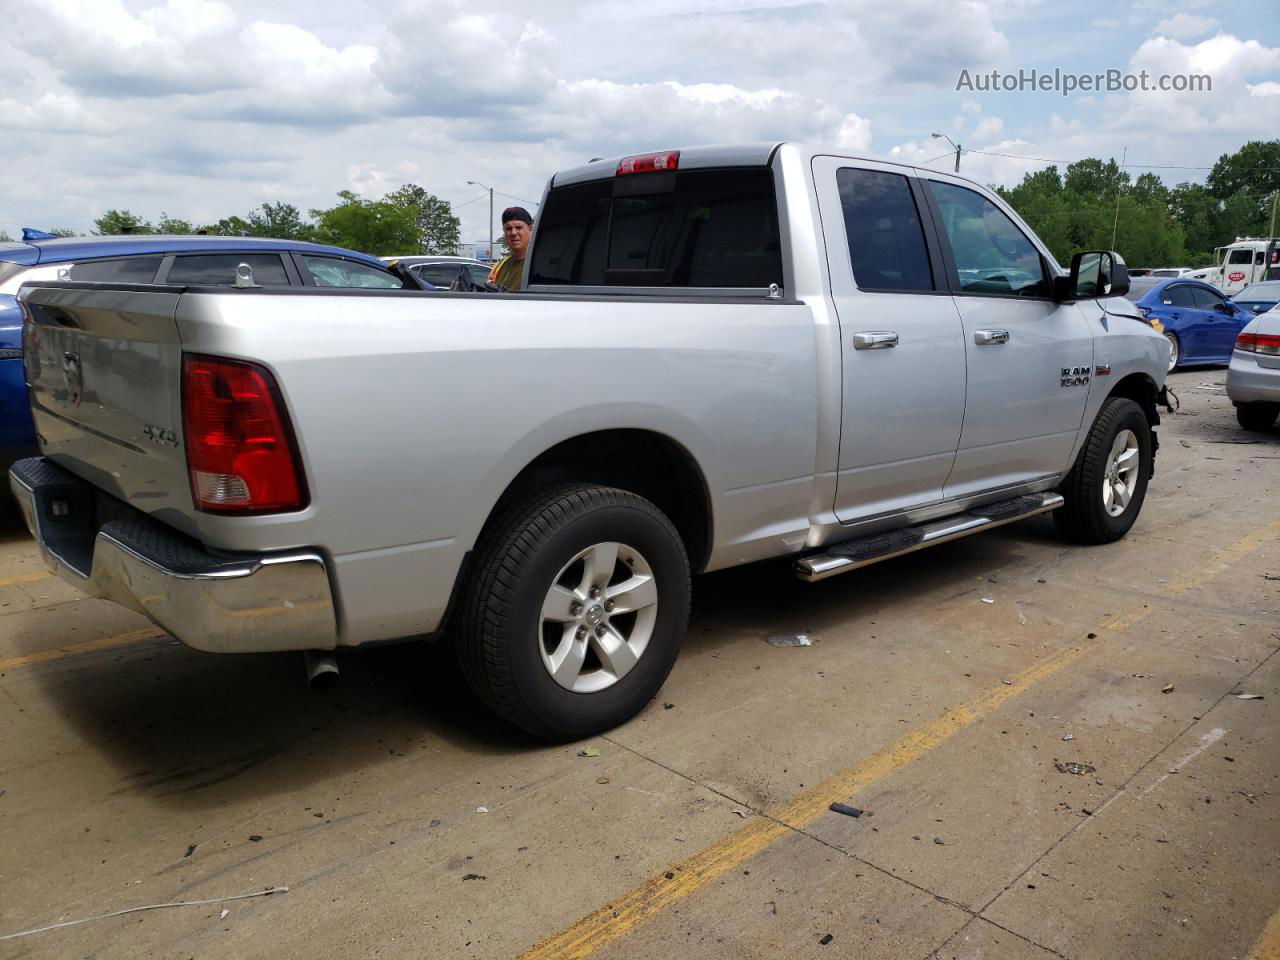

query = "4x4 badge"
[{"left": 62, "top": 352, "right": 83, "bottom": 407}]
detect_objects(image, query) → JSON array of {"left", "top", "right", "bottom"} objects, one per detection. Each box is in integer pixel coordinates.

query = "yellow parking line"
[
  {"left": 0, "top": 628, "right": 166, "bottom": 672},
  {"left": 0, "top": 571, "right": 53, "bottom": 589},
  {"left": 520, "top": 519, "right": 1280, "bottom": 960},
  {"left": 1251, "top": 906, "right": 1280, "bottom": 960}
]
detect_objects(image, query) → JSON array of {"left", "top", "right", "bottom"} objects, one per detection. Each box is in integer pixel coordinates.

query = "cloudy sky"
[{"left": 2, "top": 0, "right": 1277, "bottom": 246}]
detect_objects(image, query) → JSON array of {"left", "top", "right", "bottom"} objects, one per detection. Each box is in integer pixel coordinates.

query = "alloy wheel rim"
[
  {"left": 1165, "top": 334, "right": 1178, "bottom": 372},
  {"left": 1102, "top": 428, "right": 1140, "bottom": 518},
  {"left": 538, "top": 541, "right": 658, "bottom": 693}
]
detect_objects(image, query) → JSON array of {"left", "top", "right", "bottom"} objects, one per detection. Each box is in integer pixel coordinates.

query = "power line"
[{"left": 495, "top": 191, "right": 539, "bottom": 208}]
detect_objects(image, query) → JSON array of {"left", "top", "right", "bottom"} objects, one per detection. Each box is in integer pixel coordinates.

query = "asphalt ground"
[{"left": 1, "top": 368, "right": 1278, "bottom": 960}]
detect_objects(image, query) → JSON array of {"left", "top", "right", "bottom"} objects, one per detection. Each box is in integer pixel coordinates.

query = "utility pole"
[
  {"left": 931, "top": 132, "right": 961, "bottom": 172},
  {"left": 467, "top": 179, "right": 494, "bottom": 261},
  {"left": 1111, "top": 146, "right": 1127, "bottom": 250}
]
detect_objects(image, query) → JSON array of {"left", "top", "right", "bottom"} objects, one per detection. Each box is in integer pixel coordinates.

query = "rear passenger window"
[
  {"left": 301, "top": 256, "right": 402, "bottom": 288},
  {"left": 68, "top": 257, "right": 162, "bottom": 283},
  {"left": 530, "top": 168, "right": 782, "bottom": 289},
  {"left": 168, "top": 254, "right": 289, "bottom": 286},
  {"left": 837, "top": 168, "right": 933, "bottom": 291}
]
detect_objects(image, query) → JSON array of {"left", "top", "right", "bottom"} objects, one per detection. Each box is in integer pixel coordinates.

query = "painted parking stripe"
[
  {"left": 519, "top": 519, "right": 1280, "bottom": 960},
  {"left": 0, "top": 628, "right": 166, "bottom": 672},
  {"left": 0, "top": 571, "right": 54, "bottom": 589}
]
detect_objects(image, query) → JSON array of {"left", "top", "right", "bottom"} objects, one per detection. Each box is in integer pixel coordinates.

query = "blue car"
[
  {"left": 1122, "top": 276, "right": 1253, "bottom": 373},
  {"left": 1232, "top": 280, "right": 1280, "bottom": 319},
  {"left": 1, "top": 231, "right": 419, "bottom": 472}
]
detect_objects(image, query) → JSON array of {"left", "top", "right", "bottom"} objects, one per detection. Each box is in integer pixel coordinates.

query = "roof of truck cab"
[
  {"left": 549, "top": 142, "right": 969, "bottom": 188},
  {"left": 0, "top": 234, "right": 388, "bottom": 267}
]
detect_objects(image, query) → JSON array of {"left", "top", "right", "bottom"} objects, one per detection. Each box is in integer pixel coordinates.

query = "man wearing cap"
[{"left": 487, "top": 206, "right": 533, "bottom": 291}]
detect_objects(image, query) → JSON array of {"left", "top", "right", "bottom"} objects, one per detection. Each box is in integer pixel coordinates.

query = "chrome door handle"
[
  {"left": 853, "top": 331, "right": 898, "bottom": 350},
  {"left": 973, "top": 329, "right": 1010, "bottom": 345}
]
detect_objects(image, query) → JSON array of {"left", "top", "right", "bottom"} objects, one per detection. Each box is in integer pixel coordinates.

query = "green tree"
[
  {"left": 245, "top": 202, "right": 313, "bottom": 240},
  {"left": 48, "top": 228, "right": 80, "bottom": 238},
  {"left": 157, "top": 213, "right": 195, "bottom": 234},
  {"left": 93, "top": 210, "right": 153, "bottom": 235},
  {"left": 1063, "top": 158, "right": 1129, "bottom": 198},
  {"left": 1168, "top": 183, "right": 1218, "bottom": 263},
  {"left": 383, "top": 184, "right": 461, "bottom": 254},
  {"left": 309, "top": 191, "right": 421, "bottom": 255},
  {"left": 0, "top": 230, "right": 10, "bottom": 242},
  {"left": 1206, "top": 140, "right": 1280, "bottom": 201},
  {"left": 203, "top": 215, "right": 254, "bottom": 236}
]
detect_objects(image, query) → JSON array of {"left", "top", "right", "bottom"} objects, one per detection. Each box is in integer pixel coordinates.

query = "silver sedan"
[{"left": 1226, "top": 305, "right": 1280, "bottom": 431}]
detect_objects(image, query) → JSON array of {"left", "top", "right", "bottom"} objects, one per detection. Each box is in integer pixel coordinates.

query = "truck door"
[
  {"left": 1223, "top": 247, "right": 1256, "bottom": 295},
  {"left": 812, "top": 157, "right": 967, "bottom": 522},
  {"left": 918, "top": 176, "right": 1095, "bottom": 498}
]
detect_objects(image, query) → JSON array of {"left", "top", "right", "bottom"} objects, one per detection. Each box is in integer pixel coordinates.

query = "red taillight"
[
  {"left": 181, "top": 354, "right": 307, "bottom": 514},
  {"left": 617, "top": 150, "right": 680, "bottom": 176},
  {"left": 1236, "top": 332, "right": 1280, "bottom": 356}
]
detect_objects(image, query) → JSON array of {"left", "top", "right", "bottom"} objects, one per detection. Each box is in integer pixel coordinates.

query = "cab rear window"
[{"left": 530, "top": 168, "right": 782, "bottom": 290}]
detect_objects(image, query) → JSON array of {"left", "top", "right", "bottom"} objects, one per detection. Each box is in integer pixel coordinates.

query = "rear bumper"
[
  {"left": 1226, "top": 351, "right": 1280, "bottom": 405},
  {"left": 8, "top": 457, "right": 338, "bottom": 653}
]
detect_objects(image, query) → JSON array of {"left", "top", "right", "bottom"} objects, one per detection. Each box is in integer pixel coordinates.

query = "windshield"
[{"left": 1236, "top": 281, "right": 1280, "bottom": 301}]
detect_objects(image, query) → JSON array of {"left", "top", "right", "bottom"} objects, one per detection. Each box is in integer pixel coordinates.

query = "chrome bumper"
[{"left": 9, "top": 457, "right": 338, "bottom": 653}]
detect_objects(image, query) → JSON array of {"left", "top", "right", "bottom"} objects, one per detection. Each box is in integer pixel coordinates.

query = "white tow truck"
[{"left": 1187, "top": 237, "right": 1280, "bottom": 295}]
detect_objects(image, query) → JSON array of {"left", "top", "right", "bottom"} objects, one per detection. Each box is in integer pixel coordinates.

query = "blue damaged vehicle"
[{"left": 10, "top": 144, "right": 1169, "bottom": 739}]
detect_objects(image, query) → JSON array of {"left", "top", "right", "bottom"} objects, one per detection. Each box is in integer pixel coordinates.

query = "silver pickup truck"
[{"left": 10, "top": 143, "right": 1169, "bottom": 739}]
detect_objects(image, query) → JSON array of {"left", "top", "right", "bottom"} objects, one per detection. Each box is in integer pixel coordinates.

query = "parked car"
[
  {"left": 1226, "top": 306, "right": 1280, "bottom": 431},
  {"left": 1145, "top": 267, "right": 1197, "bottom": 278},
  {"left": 0, "top": 233, "right": 419, "bottom": 472},
  {"left": 1123, "top": 276, "right": 1252, "bottom": 372},
  {"left": 10, "top": 144, "right": 1169, "bottom": 739},
  {"left": 1232, "top": 280, "right": 1280, "bottom": 318},
  {"left": 382, "top": 255, "right": 492, "bottom": 288}
]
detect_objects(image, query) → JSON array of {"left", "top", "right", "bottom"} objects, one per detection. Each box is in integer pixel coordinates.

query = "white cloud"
[
  {"left": 0, "top": 0, "right": 1275, "bottom": 248},
  {"left": 1153, "top": 13, "right": 1218, "bottom": 40}
]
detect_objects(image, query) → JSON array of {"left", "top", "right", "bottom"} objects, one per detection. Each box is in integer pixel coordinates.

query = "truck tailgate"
[{"left": 20, "top": 284, "right": 192, "bottom": 522}]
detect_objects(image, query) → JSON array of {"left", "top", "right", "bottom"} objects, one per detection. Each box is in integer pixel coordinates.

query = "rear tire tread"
[{"left": 455, "top": 483, "right": 689, "bottom": 739}]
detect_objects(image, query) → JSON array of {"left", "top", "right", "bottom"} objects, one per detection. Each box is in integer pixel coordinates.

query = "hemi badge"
[{"left": 1094, "top": 363, "right": 1112, "bottom": 376}]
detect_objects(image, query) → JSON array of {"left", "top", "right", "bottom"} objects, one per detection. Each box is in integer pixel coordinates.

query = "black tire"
[
  {"left": 455, "top": 484, "right": 690, "bottom": 740},
  {"left": 1236, "top": 402, "right": 1279, "bottom": 431},
  {"left": 1055, "top": 397, "right": 1153, "bottom": 544}
]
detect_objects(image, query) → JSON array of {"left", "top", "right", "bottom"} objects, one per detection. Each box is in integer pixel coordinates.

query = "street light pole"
[
  {"left": 467, "top": 179, "right": 494, "bottom": 261},
  {"left": 931, "top": 132, "right": 962, "bottom": 172}
]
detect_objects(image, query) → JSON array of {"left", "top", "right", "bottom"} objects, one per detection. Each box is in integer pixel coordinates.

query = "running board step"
[{"left": 796, "top": 492, "right": 1064, "bottom": 582}]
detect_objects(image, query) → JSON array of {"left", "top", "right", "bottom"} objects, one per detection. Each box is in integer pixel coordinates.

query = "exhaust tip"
[{"left": 304, "top": 651, "right": 340, "bottom": 691}]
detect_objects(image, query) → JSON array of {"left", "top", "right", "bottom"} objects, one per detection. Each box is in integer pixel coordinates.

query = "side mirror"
[
  {"left": 1057, "top": 250, "right": 1130, "bottom": 301},
  {"left": 1215, "top": 302, "right": 1232, "bottom": 314}
]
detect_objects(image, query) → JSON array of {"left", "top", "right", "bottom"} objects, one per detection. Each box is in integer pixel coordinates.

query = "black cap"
[{"left": 502, "top": 206, "right": 533, "bottom": 225}]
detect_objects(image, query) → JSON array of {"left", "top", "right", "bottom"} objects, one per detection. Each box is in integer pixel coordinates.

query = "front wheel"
[
  {"left": 1236, "top": 402, "right": 1280, "bottom": 431},
  {"left": 455, "top": 484, "right": 690, "bottom": 740},
  {"left": 1055, "top": 397, "right": 1153, "bottom": 544}
]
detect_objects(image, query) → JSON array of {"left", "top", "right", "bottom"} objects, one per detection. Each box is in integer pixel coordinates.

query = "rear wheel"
[
  {"left": 1236, "top": 402, "right": 1280, "bottom": 431},
  {"left": 1055, "top": 397, "right": 1153, "bottom": 544},
  {"left": 1164, "top": 332, "right": 1180, "bottom": 372},
  {"left": 455, "top": 484, "right": 690, "bottom": 740}
]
